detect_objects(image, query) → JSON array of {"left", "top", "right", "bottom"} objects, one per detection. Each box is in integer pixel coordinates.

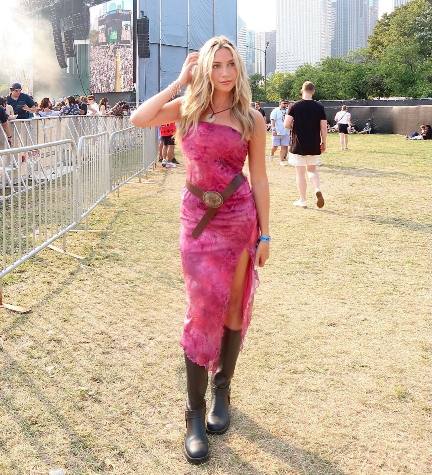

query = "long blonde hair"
[{"left": 178, "top": 36, "right": 255, "bottom": 140}]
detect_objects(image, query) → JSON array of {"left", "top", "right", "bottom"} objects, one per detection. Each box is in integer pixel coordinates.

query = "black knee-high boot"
[
  {"left": 184, "top": 354, "right": 209, "bottom": 464},
  {"left": 206, "top": 327, "right": 241, "bottom": 434}
]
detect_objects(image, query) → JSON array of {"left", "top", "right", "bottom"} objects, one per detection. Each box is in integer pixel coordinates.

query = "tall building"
[
  {"left": 255, "top": 31, "right": 277, "bottom": 76},
  {"left": 254, "top": 32, "right": 266, "bottom": 76},
  {"left": 368, "top": 0, "right": 379, "bottom": 35},
  {"left": 245, "top": 30, "right": 256, "bottom": 75},
  {"left": 265, "top": 31, "right": 276, "bottom": 76},
  {"left": 276, "top": 0, "right": 332, "bottom": 72},
  {"left": 331, "top": 0, "right": 371, "bottom": 58},
  {"left": 237, "top": 17, "right": 248, "bottom": 68},
  {"left": 237, "top": 18, "right": 258, "bottom": 76}
]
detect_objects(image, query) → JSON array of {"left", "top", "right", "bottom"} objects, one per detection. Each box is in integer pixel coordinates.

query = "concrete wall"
[
  {"left": 324, "top": 105, "right": 432, "bottom": 134},
  {"left": 262, "top": 100, "right": 432, "bottom": 134}
]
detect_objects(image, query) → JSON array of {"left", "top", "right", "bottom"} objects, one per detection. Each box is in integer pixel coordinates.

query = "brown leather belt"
[{"left": 186, "top": 173, "right": 246, "bottom": 238}]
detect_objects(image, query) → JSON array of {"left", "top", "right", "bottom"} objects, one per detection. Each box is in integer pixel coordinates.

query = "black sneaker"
[{"left": 172, "top": 157, "right": 180, "bottom": 164}]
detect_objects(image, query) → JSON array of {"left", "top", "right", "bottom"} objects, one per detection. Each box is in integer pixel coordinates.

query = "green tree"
[
  {"left": 291, "top": 64, "right": 322, "bottom": 99},
  {"left": 367, "top": 0, "right": 430, "bottom": 59},
  {"left": 365, "top": 0, "right": 432, "bottom": 97},
  {"left": 249, "top": 73, "right": 265, "bottom": 101},
  {"left": 375, "top": 41, "right": 425, "bottom": 96},
  {"left": 265, "top": 72, "right": 295, "bottom": 101},
  {"left": 366, "top": 71, "right": 390, "bottom": 98}
]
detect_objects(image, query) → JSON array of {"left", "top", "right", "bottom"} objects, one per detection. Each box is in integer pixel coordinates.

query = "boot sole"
[
  {"left": 183, "top": 445, "right": 209, "bottom": 465},
  {"left": 206, "top": 420, "right": 230, "bottom": 435}
]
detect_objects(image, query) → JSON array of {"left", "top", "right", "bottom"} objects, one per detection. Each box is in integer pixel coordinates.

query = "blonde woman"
[{"left": 131, "top": 36, "right": 270, "bottom": 464}]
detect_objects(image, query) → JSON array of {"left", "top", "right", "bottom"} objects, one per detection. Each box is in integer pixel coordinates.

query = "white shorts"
[{"left": 288, "top": 153, "right": 320, "bottom": 166}]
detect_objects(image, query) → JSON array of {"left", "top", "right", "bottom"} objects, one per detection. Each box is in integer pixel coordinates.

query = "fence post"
[{"left": 74, "top": 137, "right": 83, "bottom": 223}]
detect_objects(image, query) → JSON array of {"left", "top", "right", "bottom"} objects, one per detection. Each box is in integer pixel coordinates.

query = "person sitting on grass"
[
  {"left": 359, "top": 121, "right": 372, "bottom": 134},
  {"left": 406, "top": 124, "right": 432, "bottom": 140}
]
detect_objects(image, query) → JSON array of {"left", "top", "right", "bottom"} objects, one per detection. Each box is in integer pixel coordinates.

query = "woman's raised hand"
[{"left": 177, "top": 52, "right": 199, "bottom": 87}]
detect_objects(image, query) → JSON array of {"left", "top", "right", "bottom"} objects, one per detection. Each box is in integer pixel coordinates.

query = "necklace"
[{"left": 205, "top": 103, "right": 233, "bottom": 123}]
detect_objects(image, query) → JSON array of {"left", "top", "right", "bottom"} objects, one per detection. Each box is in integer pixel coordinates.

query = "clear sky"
[{"left": 238, "top": 0, "right": 276, "bottom": 32}]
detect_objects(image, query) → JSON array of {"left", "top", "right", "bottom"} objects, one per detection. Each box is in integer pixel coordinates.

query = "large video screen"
[{"left": 89, "top": 0, "right": 134, "bottom": 93}]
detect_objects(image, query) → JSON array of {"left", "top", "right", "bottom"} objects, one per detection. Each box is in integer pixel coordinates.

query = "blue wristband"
[{"left": 259, "top": 235, "right": 271, "bottom": 242}]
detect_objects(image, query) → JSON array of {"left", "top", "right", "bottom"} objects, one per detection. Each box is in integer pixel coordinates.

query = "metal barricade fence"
[
  {"left": 0, "top": 116, "right": 131, "bottom": 150},
  {"left": 1, "top": 126, "right": 158, "bottom": 311},
  {"left": 77, "top": 132, "right": 110, "bottom": 219},
  {"left": 109, "top": 127, "right": 157, "bottom": 192},
  {"left": 1, "top": 140, "right": 77, "bottom": 279}
]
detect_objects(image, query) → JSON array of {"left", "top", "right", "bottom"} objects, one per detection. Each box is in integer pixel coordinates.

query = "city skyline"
[
  {"left": 238, "top": 0, "right": 411, "bottom": 31},
  {"left": 238, "top": 0, "right": 412, "bottom": 75}
]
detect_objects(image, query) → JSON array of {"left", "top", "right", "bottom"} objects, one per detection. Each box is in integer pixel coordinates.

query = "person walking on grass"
[
  {"left": 284, "top": 81, "right": 327, "bottom": 209},
  {"left": 334, "top": 105, "right": 352, "bottom": 150},
  {"left": 131, "top": 36, "right": 270, "bottom": 465},
  {"left": 269, "top": 99, "right": 290, "bottom": 164},
  {"left": 159, "top": 121, "right": 178, "bottom": 168}
]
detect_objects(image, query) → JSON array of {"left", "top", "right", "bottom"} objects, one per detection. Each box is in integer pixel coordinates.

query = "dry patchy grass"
[{"left": 0, "top": 134, "right": 431, "bottom": 474}]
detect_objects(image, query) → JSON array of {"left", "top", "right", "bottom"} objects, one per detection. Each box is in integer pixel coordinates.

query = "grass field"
[{"left": 0, "top": 134, "right": 431, "bottom": 474}]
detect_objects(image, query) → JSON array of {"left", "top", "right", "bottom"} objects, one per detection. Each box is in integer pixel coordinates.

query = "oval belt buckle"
[{"left": 202, "top": 191, "right": 224, "bottom": 208}]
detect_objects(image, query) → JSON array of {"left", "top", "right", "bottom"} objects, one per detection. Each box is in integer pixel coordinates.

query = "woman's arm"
[
  {"left": 248, "top": 110, "right": 270, "bottom": 268},
  {"left": 130, "top": 52, "right": 199, "bottom": 128}
]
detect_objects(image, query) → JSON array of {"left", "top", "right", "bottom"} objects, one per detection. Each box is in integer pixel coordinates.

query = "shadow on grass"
[
  {"left": 0, "top": 349, "right": 109, "bottom": 473},
  {"left": 223, "top": 409, "right": 347, "bottom": 475},
  {"left": 320, "top": 164, "right": 428, "bottom": 180},
  {"left": 318, "top": 209, "right": 432, "bottom": 235},
  {"left": 0, "top": 204, "right": 123, "bottom": 340}
]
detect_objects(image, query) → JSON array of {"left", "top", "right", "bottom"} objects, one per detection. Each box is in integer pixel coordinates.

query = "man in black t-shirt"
[
  {"left": 7, "top": 83, "right": 37, "bottom": 120},
  {"left": 284, "top": 81, "right": 327, "bottom": 209}
]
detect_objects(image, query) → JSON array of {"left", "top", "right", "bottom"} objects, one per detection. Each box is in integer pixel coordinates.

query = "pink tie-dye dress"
[{"left": 180, "top": 122, "right": 259, "bottom": 371}]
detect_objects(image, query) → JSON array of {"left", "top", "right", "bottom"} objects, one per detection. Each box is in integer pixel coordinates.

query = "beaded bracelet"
[{"left": 259, "top": 235, "right": 271, "bottom": 242}]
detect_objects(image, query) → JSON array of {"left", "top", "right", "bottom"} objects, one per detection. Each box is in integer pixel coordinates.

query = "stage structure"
[
  {"left": 22, "top": 0, "right": 238, "bottom": 101},
  {"left": 23, "top": 0, "right": 108, "bottom": 69},
  {"left": 137, "top": 0, "right": 238, "bottom": 101}
]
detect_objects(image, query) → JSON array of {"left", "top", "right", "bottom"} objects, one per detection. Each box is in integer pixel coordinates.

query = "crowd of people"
[
  {"left": 1, "top": 83, "right": 131, "bottom": 118},
  {"left": 0, "top": 82, "right": 132, "bottom": 148},
  {"left": 89, "top": 45, "right": 133, "bottom": 93}
]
